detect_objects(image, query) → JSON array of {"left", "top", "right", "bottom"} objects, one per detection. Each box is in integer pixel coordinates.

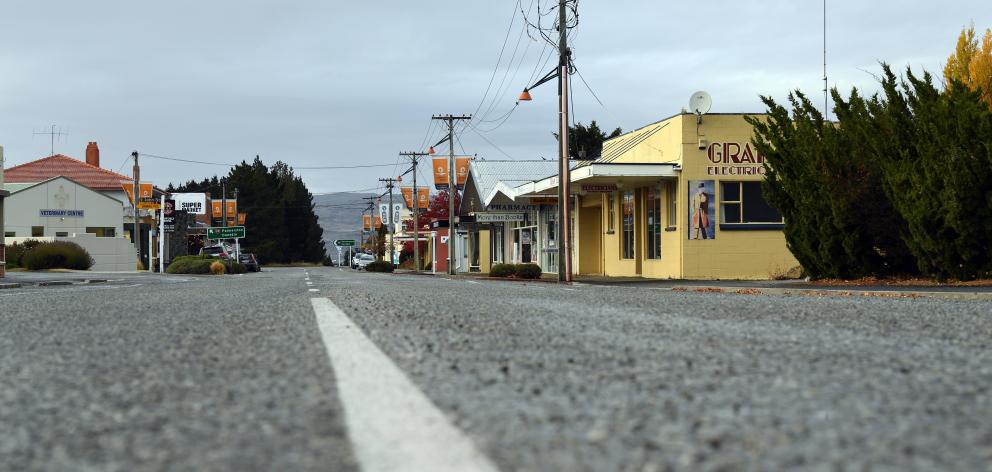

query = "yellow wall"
[
  {"left": 595, "top": 113, "right": 799, "bottom": 280},
  {"left": 479, "top": 229, "right": 491, "bottom": 274}
]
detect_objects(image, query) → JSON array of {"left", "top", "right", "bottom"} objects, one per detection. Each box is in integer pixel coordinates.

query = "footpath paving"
[{"left": 390, "top": 269, "right": 992, "bottom": 301}]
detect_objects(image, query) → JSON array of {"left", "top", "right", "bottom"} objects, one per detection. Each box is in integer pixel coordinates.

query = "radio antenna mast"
[
  {"left": 823, "top": 0, "right": 829, "bottom": 121},
  {"left": 34, "top": 124, "right": 68, "bottom": 156}
]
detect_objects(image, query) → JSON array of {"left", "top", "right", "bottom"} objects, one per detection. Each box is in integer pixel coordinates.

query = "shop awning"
[{"left": 515, "top": 163, "right": 680, "bottom": 196}]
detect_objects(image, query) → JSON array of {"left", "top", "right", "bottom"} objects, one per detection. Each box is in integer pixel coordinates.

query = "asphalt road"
[{"left": 1, "top": 267, "right": 990, "bottom": 471}]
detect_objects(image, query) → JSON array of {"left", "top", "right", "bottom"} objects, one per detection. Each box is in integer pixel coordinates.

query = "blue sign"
[{"left": 40, "top": 209, "right": 84, "bottom": 217}]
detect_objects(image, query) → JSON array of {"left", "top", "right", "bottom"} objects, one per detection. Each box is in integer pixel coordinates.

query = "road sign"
[
  {"left": 334, "top": 239, "right": 356, "bottom": 247},
  {"left": 207, "top": 226, "right": 246, "bottom": 239}
]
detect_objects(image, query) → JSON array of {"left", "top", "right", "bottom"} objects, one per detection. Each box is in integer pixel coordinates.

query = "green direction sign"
[
  {"left": 207, "top": 226, "right": 246, "bottom": 239},
  {"left": 333, "top": 239, "right": 356, "bottom": 247}
]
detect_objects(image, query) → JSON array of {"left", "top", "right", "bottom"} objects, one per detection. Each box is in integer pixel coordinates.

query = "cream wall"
[
  {"left": 594, "top": 113, "right": 798, "bottom": 280},
  {"left": 678, "top": 114, "right": 798, "bottom": 279},
  {"left": 4, "top": 177, "right": 124, "bottom": 238}
]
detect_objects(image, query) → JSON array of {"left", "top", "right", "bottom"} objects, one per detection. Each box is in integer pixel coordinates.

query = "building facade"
[
  {"left": 515, "top": 113, "right": 799, "bottom": 280},
  {"left": 458, "top": 160, "right": 559, "bottom": 274},
  {"left": 0, "top": 145, "right": 7, "bottom": 277}
]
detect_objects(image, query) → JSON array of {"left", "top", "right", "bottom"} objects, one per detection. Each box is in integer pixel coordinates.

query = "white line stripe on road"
[
  {"left": 311, "top": 298, "right": 500, "bottom": 472},
  {"left": 309, "top": 289, "right": 320, "bottom": 292}
]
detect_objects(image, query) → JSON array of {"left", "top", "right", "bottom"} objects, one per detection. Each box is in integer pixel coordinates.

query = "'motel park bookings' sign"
[
  {"left": 40, "top": 209, "right": 84, "bottom": 217},
  {"left": 706, "top": 142, "right": 766, "bottom": 176},
  {"left": 207, "top": 226, "right": 246, "bottom": 240}
]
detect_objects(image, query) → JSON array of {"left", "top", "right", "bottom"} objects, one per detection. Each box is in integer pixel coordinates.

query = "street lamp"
[{"left": 517, "top": 44, "right": 573, "bottom": 283}]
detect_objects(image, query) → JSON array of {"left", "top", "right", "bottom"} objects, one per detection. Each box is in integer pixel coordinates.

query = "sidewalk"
[{"left": 389, "top": 270, "right": 992, "bottom": 301}]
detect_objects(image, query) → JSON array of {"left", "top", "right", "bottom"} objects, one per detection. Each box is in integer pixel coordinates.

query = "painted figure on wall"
[{"left": 689, "top": 180, "right": 715, "bottom": 239}]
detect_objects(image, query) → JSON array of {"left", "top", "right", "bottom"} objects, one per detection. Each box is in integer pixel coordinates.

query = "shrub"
[
  {"left": 210, "top": 261, "right": 226, "bottom": 275},
  {"left": 514, "top": 263, "right": 542, "bottom": 279},
  {"left": 490, "top": 263, "right": 516, "bottom": 278},
  {"left": 365, "top": 260, "right": 394, "bottom": 272},
  {"left": 166, "top": 256, "right": 213, "bottom": 274},
  {"left": 224, "top": 260, "right": 247, "bottom": 274},
  {"left": 22, "top": 241, "right": 94, "bottom": 270},
  {"left": 165, "top": 255, "right": 245, "bottom": 275}
]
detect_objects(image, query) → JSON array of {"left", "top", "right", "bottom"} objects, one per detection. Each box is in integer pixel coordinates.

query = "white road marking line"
[
  {"left": 309, "top": 289, "right": 320, "bottom": 292},
  {"left": 311, "top": 298, "right": 500, "bottom": 472},
  {"left": 307, "top": 282, "right": 314, "bottom": 285}
]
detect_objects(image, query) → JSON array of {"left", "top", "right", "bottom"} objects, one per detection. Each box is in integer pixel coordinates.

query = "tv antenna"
[
  {"left": 689, "top": 91, "right": 712, "bottom": 123},
  {"left": 33, "top": 124, "right": 69, "bottom": 156}
]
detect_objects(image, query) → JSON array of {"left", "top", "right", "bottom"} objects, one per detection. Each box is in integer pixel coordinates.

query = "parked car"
[
  {"left": 200, "top": 246, "right": 232, "bottom": 260},
  {"left": 239, "top": 253, "right": 260, "bottom": 272},
  {"left": 355, "top": 254, "right": 376, "bottom": 270},
  {"left": 351, "top": 253, "right": 363, "bottom": 269}
]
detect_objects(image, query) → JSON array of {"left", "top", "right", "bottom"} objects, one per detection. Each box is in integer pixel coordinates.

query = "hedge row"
[
  {"left": 5, "top": 240, "right": 93, "bottom": 270},
  {"left": 750, "top": 64, "right": 992, "bottom": 280},
  {"left": 365, "top": 260, "right": 394, "bottom": 272},
  {"left": 166, "top": 255, "right": 247, "bottom": 275},
  {"left": 489, "top": 263, "right": 542, "bottom": 279}
]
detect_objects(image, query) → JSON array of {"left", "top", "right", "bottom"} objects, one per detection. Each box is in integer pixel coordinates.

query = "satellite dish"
[{"left": 689, "top": 91, "right": 712, "bottom": 115}]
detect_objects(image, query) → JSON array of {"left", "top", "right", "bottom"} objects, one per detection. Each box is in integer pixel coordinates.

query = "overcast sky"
[{"left": 1, "top": 1, "right": 988, "bottom": 194}]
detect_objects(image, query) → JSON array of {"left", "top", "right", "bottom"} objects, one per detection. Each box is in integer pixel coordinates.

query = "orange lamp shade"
[
  {"left": 428, "top": 146, "right": 436, "bottom": 155},
  {"left": 518, "top": 89, "right": 533, "bottom": 101}
]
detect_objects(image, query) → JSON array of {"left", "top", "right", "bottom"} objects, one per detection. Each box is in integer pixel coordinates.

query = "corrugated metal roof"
[
  {"left": 596, "top": 122, "right": 670, "bottom": 163},
  {"left": 469, "top": 160, "right": 559, "bottom": 203},
  {"left": 4, "top": 154, "right": 132, "bottom": 191}
]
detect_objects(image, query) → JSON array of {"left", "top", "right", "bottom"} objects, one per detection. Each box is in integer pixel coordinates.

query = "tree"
[
  {"left": 750, "top": 63, "right": 992, "bottom": 280},
  {"left": 567, "top": 121, "right": 622, "bottom": 159},
  {"left": 945, "top": 25, "right": 992, "bottom": 110},
  {"left": 425, "top": 190, "right": 460, "bottom": 221},
  {"left": 171, "top": 156, "right": 326, "bottom": 264}
]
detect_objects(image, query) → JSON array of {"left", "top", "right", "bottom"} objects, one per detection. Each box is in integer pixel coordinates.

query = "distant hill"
[{"left": 314, "top": 192, "right": 373, "bottom": 260}]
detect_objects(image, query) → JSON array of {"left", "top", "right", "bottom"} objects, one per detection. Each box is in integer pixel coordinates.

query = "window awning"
[{"left": 515, "top": 163, "right": 680, "bottom": 196}]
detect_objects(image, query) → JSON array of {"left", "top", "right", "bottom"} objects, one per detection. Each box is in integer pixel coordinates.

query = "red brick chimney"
[{"left": 85, "top": 141, "right": 100, "bottom": 167}]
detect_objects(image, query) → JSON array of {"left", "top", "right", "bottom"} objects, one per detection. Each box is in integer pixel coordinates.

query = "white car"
[{"left": 355, "top": 254, "right": 376, "bottom": 270}]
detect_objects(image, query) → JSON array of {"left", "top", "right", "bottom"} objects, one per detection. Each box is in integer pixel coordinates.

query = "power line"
[{"left": 138, "top": 153, "right": 397, "bottom": 170}]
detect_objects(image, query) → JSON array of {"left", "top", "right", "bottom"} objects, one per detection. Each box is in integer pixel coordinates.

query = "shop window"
[
  {"left": 621, "top": 191, "right": 635, "bottom": 259},
  {"left": 491, "top": 226, "right": 504, "bottom": 263},
  {"left": 666, "top": 181, "right": 678, "bottom": 228},
  {"left": 55, "top": 232, "right": 69, "bottom": 237},
  {"left": 607, "top": 192, "right": 616, "bottom": 233},
  {"left": 31, "top": 226, "right": 44, "bottom": 237},
  {"left": 4, "top": 232, "right": 14, "bottom": 238},
  {"left": 646, "top": 184, "right": 662, "bottom": 259},
  {"left": 86, "top": 227, "right": 116, "bottom": 238},
  {"left": 720, "top": 182, "right": 783, "bottom": 225}
]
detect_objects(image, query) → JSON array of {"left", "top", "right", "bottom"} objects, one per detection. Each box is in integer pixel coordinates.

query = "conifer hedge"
[{"left": 750, "top": 65, "right": 992, "bottom": 280}]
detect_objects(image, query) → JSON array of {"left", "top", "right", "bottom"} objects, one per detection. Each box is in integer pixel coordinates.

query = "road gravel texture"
[
  {"left": 0, "top": 271, "right": 358, "bottom": 472},
  {"left": 317, "top": 269, "right": 992, "bottom": 471}
]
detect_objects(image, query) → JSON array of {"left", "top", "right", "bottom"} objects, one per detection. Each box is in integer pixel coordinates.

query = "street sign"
[
  {"left": 207, "top": 226, "right": 246, "bottom": 239},
  {"left": 163, "top": 199, "right": 176, "bottom": 232},
  {"left": 334, "top": 239, "right": 356, "bottom": 247}
]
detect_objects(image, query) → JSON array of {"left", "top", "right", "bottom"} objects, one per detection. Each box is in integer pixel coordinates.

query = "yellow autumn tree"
[{"left": 945, "top": 25, "right": 992, "bottom": 109}]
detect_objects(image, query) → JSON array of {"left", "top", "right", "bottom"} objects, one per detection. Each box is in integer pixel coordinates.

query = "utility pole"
[
  {"left": 400, "top": 151, "right": 430, "bottom": 272},
  {"left": 221, "top": 180, "right": 228, "bottom": 229},
  {"left": 378, "top": 177, "right": 397, "bottom": 265},
  {"left": 556, "top": 0, "right": 574, "bottom": 283},
  {"left": 431, "top": 114, "right": 472, "bottom": 275},
  {"left": 132, "top": 151, "right": 141, "bottom": 269},
  {"left": 232, "top": 187, "right": 240, "bottom": 260}
]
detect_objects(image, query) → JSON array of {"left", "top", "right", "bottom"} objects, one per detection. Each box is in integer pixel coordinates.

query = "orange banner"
[
  {"left": 121, "top": 182, "right": 153, "bottom": 202},
  {"left": 417, "top": 188, "right": 430, "bottom": 209},
  {"left": 401, "top": 187, "right": 414, "bottom": 209},
  {"left": 211, "top": 200, "right": 238, "bottom": 218},
  {"left": 374, "top": 215, "right": 382, "bottom": 229},
  {"left": 237, "top": 212, "right": 247, "bottom": 225},
  {"left": 363, "top": 214, "right": 372, "bottom": 231},
  {"left": 432, "top": 156, "right": 471, "bottom": 190}
]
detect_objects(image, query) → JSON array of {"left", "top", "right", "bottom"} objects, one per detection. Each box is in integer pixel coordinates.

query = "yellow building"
[{"left": 516, "top": 112, "right": 799, "bottom": 280}]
